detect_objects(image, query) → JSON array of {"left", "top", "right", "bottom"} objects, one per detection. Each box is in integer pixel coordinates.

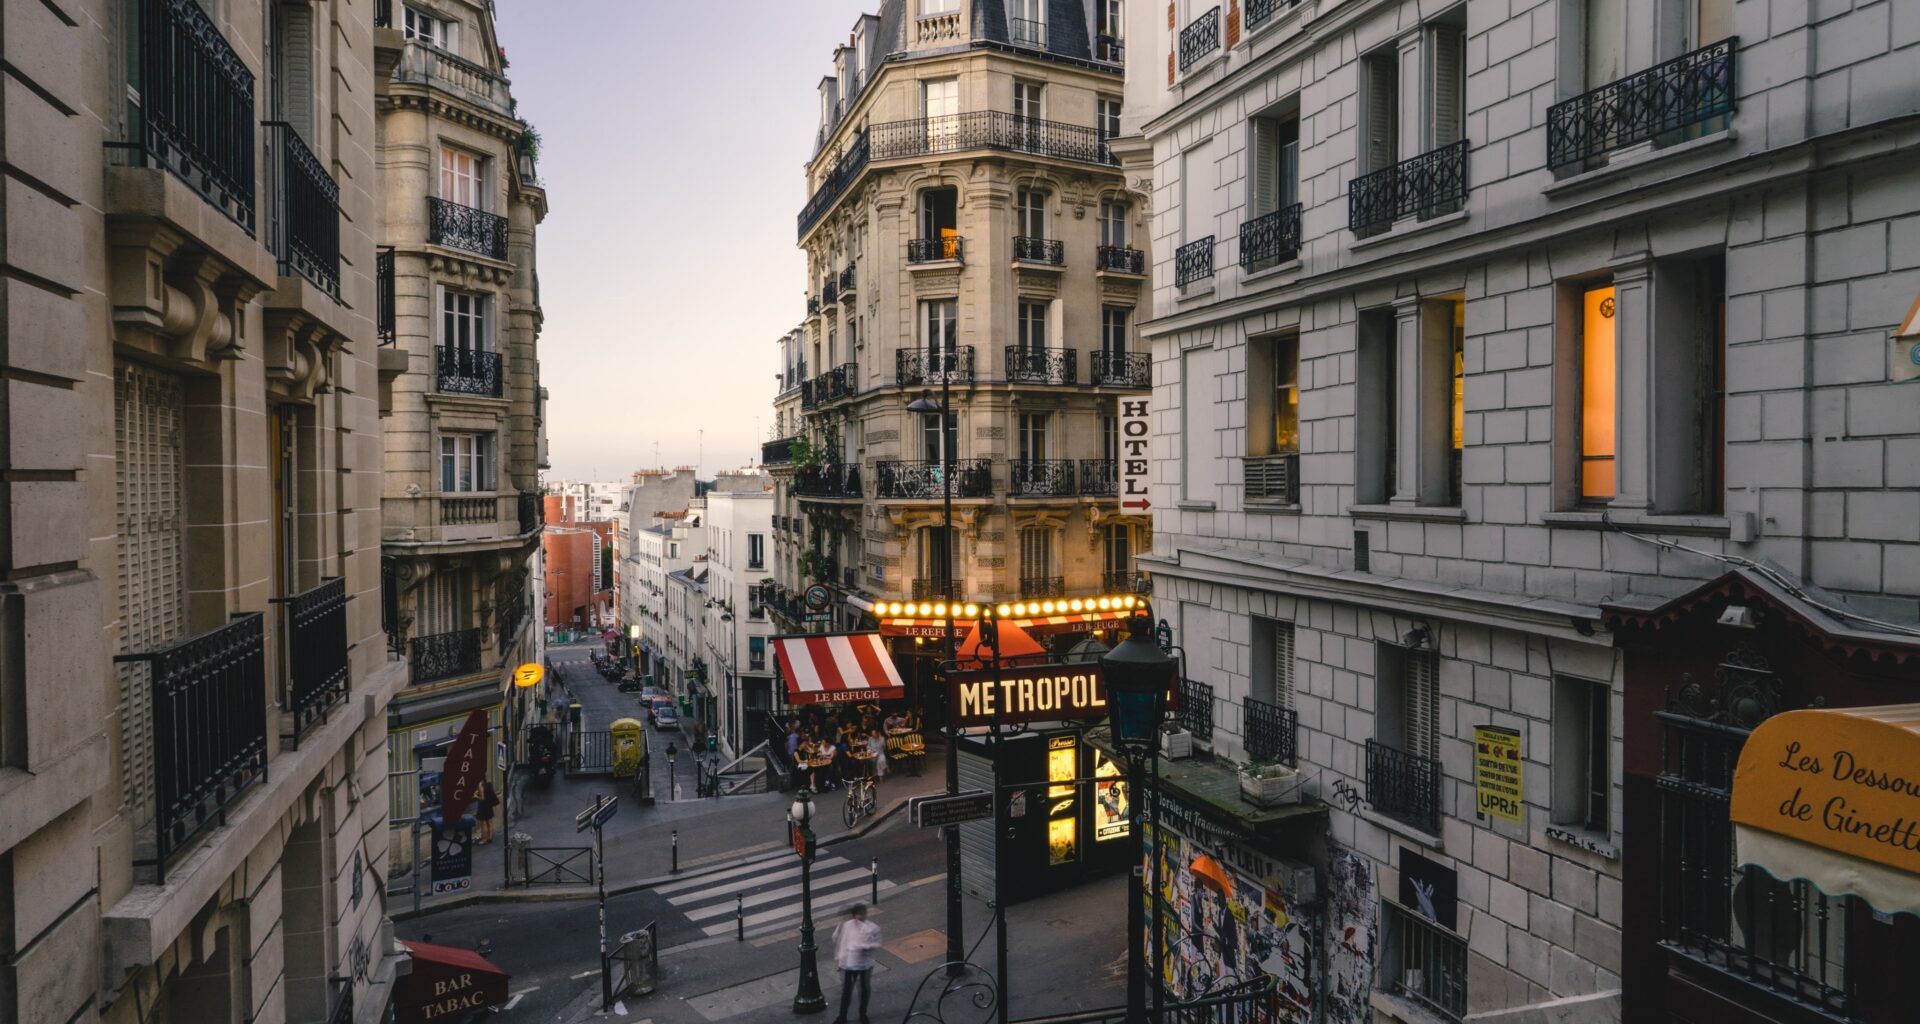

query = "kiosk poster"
[
  {"left": 1093, "top": 750, "right": 1130, "bottom": 841},
  {"left": 429, "top": 817, "right": 474, "bottom": 895},
  {"left": 1047, "top": 735, "right": 1079, "bottom": 865},
  {"left": 1473, "top": 725, "right": 1524, "bottom": 823}
]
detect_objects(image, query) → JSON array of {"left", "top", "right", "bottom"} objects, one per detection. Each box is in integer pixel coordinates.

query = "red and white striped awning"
[{"left": 773, "top": 633, "right": 907, "bottom": 705}]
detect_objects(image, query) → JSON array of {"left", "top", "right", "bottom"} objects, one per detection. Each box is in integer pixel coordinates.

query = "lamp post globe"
[{"left": 905, "top": 388, "right": 943, "bottom": 414}]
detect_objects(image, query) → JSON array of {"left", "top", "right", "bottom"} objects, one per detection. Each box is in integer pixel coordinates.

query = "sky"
[{"left": 495, "top": 0, "right": 877, "bottom": 482}]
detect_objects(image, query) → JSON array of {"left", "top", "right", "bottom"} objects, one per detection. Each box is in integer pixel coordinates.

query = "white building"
[{"left": 702, "top": 489, "right": 778, "bottom": 758}]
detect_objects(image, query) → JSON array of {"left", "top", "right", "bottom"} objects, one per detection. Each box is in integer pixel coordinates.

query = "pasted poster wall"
[{"left": 1324, "top": 847, "right": 1377, "bottom": 1024}]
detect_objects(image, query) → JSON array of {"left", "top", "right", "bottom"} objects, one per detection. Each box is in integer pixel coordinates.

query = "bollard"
[
  {"left": 736, "top": 894, "right": 745, "bottom": 941},
  {"left": 871, "top": 858, "right": 879, "bottom": 904},
  {"left": 671, "top": 829, "right": 679, "bottom": 873}
]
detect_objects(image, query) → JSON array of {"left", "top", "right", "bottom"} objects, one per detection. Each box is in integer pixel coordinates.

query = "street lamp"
[
  {"left": 665, "top": 742, "right": 677, "bottom": 802},
  {"left": 1101, "top": 615, "right": 1173, "bottom": 1024},
  {"left": 906, "top": 383, "right": 964, "bottom": 971},
  {"left": 789, "top": 788, "right": 827, "bottom": 1014}
]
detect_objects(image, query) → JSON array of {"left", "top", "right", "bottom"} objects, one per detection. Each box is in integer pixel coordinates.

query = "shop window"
[{"left": 1552, "top": 676, "right": 1610, "bottom": 834}]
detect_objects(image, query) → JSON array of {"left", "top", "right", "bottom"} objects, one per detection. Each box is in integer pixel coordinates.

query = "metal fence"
[
  {"left": 569, "top": 730, "right": 614, "bottom": 776},
  {"left": 522, "top": 845, "right": 594, "bottom": 887},
  {"left": 1382, "top": 901, "right": 1468, "bottom": 1021}
]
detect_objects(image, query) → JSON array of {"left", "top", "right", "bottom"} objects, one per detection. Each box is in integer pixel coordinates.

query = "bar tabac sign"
[
  {"left": 1730, "top": 707, "right": 1920, "bottom": 874},
  {"left": 948, "top": 663, "right": 1108, "bottom": 727}
]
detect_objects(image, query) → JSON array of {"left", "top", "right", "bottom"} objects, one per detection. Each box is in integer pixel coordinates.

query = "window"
[
  {"left": 919, "top": 188, "right": 959, "bottom": 255},
  {"left": 922, "top": 299, "right": 958, "bottom": 357},
  {"left": 1009, "top": 0, "right": 1045, "bottom": 46},
  {"left": 1018, "top": 412, "right": 1049, "bottom": 462},
  {"left": 269, "top": 4, "right": 317, "bottom": 137},
  {"left": 1382, "top": 901, "right": 1468, "bottom": 1022},
  {"left": 1406, "top": 297, "right": 1467, "bottom": 508},
  {"left": 1578, "top": 284, "right": 1617, "bottom": 502},
  {"left": 1099, "top": 199, "right": 1129, "bottom": 248},
  {"left": 441, "top": 290, "right": 488, "bottom": 352},
  {"left": 1361, "top": 48, "right": 1400, "bottom": 175},
  {"left": 1249, "top": 112, "right": 1300, "bottom": 218},
  {"left": 403, "top": 6, "right": 454, "bottom": 49},
  {"left": 1097, "top": 97, "right": 1122, "bottom": 143},
  {"left": 1553, "top": 677, "right": 1610, "bottom": 834},
  {"left": 749, "top": 636, "right": 766, "bottom": 670},
  {"left": 1100, "top": 308, "right": 1129, "bottom": 362},
  {"left": 747, "top": 534, "right": 765, "bottom": 569},
  {"left": 1651, "top": 255, "right": 1727, "bottom": 512},
  {"left": 1013, "top": 81, "right": 1045, "bottom": 150},
  {"left": 440, "top": 434, "right": 495, "bottom": 493},
  {"left": 917, "top": 526, "right": 954, "bottom": 585},
  {"left": 921, "top": 412, "right": 956, "bottom": 462},
  {"left": 1377, "top": 644, "right": 1439, "bottom": 760},
  {"left": 1102, "top": 523, "right": 1132, "bottom": 576},
  {"left": 1101, "top": 414, "right": 1119, "bottom": 464},
  {"left": 1356, "top": 310, "right": 1397, "bottom": 504},
  {"left": 922, "top": 0, "right": 960, "bottom": 13},
  {"left": 1583, "top": 0, "right": 1624, "bottom": 89},
  {"left": 1017, "top": 300, "right": 1048, "bottom": 354},
  {"left": 1016, "top": 188, "right": 1047, "bottom": 239},
  {"left": 923, "top": 77, "right": 959, "bottom": 149},
  {"left": 1099, "top": 0, "right": 1124, "bottom": 41},
  {"left": 1426, "top": 22, "right": 1465, "bottom": 150},
  {"left": 439, "top": 146, "right": 482, "bottom": 208},
  {"left": 1179, "top": 140, "right": 1214, "bottom": 247},
  {"left": 1247, "top": 334, "right": 1300, "bottom": 458},
  {"left": 1249, "top": 619, "right": 1295, "bottom": 709},
  {"left": 1020, "top": 526, "right": 1054, "bottom": 579},
  {"left": 115, "top": 362, "right": 188, "bottom": 824}
]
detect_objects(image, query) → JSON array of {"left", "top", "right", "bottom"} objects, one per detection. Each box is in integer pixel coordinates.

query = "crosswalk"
[{"left": 652, "top": 852, "right": 898, "bottom": 938}]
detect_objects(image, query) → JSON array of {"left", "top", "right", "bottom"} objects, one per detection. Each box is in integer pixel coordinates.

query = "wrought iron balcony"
[
  {"left": 1548, "top": 38, "right": 1737, "bottom": 169},
  {"left": 839, "top": 263, "right": 857, "bottom": 296},
  {"left": 1009, "top": 16, "right": 1046, "bottom": 47},
  {"left": 427, "top": 196, "right": 508, "bottom": 260},
  {"left": 1349, "top": 140, "right": 1469, "bottom": 239},
  {"left": 115, "top": 613, "right": 268, "bottom": 883},
  {"left": 1090, "top": 351, "right": 1151, "bottom": 388},
  {"left": 440, "top": 495, "right": 494, "bottom": 525},
  {"left": 875, "top": 458, "right": 994, "bottom": 500},
  {"left": 807, "top": 295, "right": 822, "bottom": 316},
  {"left": 122, "top": 0, "right": 257, "bottom": 232},
  {"left": 1179, "top": 7, "right": 1221, "bottom": 71},
  {"left": 1244, "top": 697, "right": 1298, "bottom": 765},
  {"left": 1097, "top": 35, "right": 1125, "bottom": 63},
  {"left": 1177, "top": 678, "right": 1215, "bottom": 740},
  {"left": 411, "top": 627, "right": 483, "bottom": 685},
  {"left": 1245, "top": 452, "right": 1299, "bottom": 504},
  {"left": 1366, "top": 738, "right": 1442, "bottom": 833},
  {"left": 867, "top": 111, "right": 1119, "bottom": 166},
  {"left": 896, "top": 346, "right": 976, "bottom": 386},
  {"left": 811, "top": 362, "right": 857, "bottom": 403},
  {"left": 374, "top": 0, "right": 392, "bottom": 28},
  {"left": 908, "top": 236, "right": 964, "bottom": 263},
  {"left": 496, "top": 582, "right": 527, "bottom": 661},
  {"left": 1006, "top": 346, "right": 1078, "bottom": 385},
  {"left": 912, "top": 578, "right": 964, "bottom": 601},
  {"left": 762, "top": 436, "right": 800, "bottom": 466},
  {"left": 794, "top": 463, "right": 862, "bottom": 499},
  {"left": 436, "top": 346, "right": 503, "bottom": 397},
  {"left": 279, "top": 578, "right": 348, "bottom": 745},
  {"left": 1103, "top": 569, "right": 1148, "bottom": 595},
  {"left": 266, "top": 122, "right": 340, "bottom": 296},
  {"left": 1239, "top": 202, "right": 1302, "bottom": 269},
  {"left": 1096, "top": 245, "right": 1146, "bottom": 274},
  {"left": 376, "top": 247, "right": 396, "bottom": 344},
  {"left": 519, "top": 490, "right": 542, "bottom": 534},
  {"left": 1019, "top": 576, "right": 1067, "bottom": 600},
  {"left": 1175, "top": 236, "right": 1215, "bottom": 286},
  {"left": 1013, "top": 236, "right": 1064, "bottom": 265},
  {"left": 1078, "top": 459, "right": 1117, "bottom": 497},
  {"left": 1009, "top": 460, "right": 1076, "bottom": 497},
  {"left": 1246, "top": 0, "right": 1302, "bottom": 30},
  {"left": 800, "top": 378, "right": 819, "bottom": 409},
  {"left": 1383, "top": 902, "right": 1469, "bottom": 1021},
  {"left": 822, "top": 281, "right": 838, "bottom": 305},
  {"left": 798, "top": 131, "right": 870, "bottom": 240}
]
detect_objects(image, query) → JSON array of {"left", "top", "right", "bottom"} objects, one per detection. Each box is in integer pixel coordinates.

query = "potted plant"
[
  {"left": 1159, "top": 720, "right": 1193, "bottom": 759},
  {"left": 1239, "top": 759, "right": 1303, "bottom": 807}
]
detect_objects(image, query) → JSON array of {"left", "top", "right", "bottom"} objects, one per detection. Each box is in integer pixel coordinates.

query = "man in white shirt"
[{"left": 830, "top": 903, "right": 881, "bottom": 1024}]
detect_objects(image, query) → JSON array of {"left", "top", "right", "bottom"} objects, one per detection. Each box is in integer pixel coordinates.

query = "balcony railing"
[
  {"left": 411, "top": 627, "right": 483, "bottom": 685},
  {"left": 909, "top": 236, "right": 965, "bottom": 263},
  {"left": 1245, "top": 453, "right": 1299, "bottom": 504},
  {"left": 1019, "top": 576, "right": 1067, "bottom": 600},
  {"left": 798, "top": 130, "right": 870, "bottom": 239},
  {"left": 1176, "top": 236, "right": 1215, "bottom": 286},
  {"left": 280, "top": 578, "right": 349, "bottom": 746},
  {"left": 519, "top": 490, "right": 543, "bottom": 534},
  {"left": 127, "top": 0, "right": 257, "bottom": 232},
  {"left": 1009, "top": 460, "right": 1076, "bottom": 497},
  {"left": 1179, "top": 7, "right": 1221, "bottom": 70},
  {"left": 1246, "top": 0, "right": 1302, "bottom": 30},
  {"left": 1078, "top": 459, "right": 1117, "bottom": 497},
  {"left": 427, "top": 196, "right": 508, "bottom": 259},
  {"left": 1096, "top": 245, "right": 1146, "bottom": 274},
  {"left": 1090, "top": 351, "right": 1151, "bottom": 388},
  {"left": 1547, "top": 38, "right": 1737, "bottom": 169},
  {"left": 1383, "top": 902, "right": 1469, "bottom": 1021},
  {"left": 437, "top": 346, "right": 503, "bottom": 397},
  {"left": 1244, "top": 697, "right": 1298, "bottom": 766},
  {"left": 794, "top": 463, "right": 863, "bottom": 499},
  {"left": 875, "top": 459, "right": 994, "bottom": 500},
  {"left": 441, "top": 495, "right": 492, "bottom": 525},
  {"left": 1366, "top": 738, "right": 1443, "bottom": 833},
  {"left": 868, "top": 111, "right": 1119, "bottom": 166},
  {"left": 374, "top": 0, "right": 393, "bottom": 28},
  {"left": 912, "top": 578, "right": 964, "bottom": 601},
  {"left": 763, "top": 436, "right": 799, "bottom": 466},
  {"left": 822, "top": 281, "right": 838, "bottom": 305},
  {"left": 1097, "top": 35, "right": 1125, "bottom": 62},
  {"left": 1239, "top": 202, "right": 1302, "bottom": 269},
  {"left": 376, "top": 247, "right": 396, "bottom": 344},
  {"left": 1177, "top": 678, "right": 1215, "bottom": 741},
  {"left": 1006, "top": 346, "right": 1078, "bottom": 385},
  {"left": 1013, "top": 236, "right": 1065, "bottom": 265},
  {"left": 1103, "top": 569, "right": 1148, "bottom": 595},
  {"left": 807, "top": 295, "right": 822, "bottom": 317},
  {"left": 266, "top": 122, "right": 340, "bottom": 296},
  {"left": 115, "top": 613, "right": 268, "bottom": 883},
  {"left": 1349, "top": 140, "right": 1469, "bottom": 239},
  {"left": 897, "top": 347, "right": 976, "bottom": 386},
  {"left": 1009, "top": 17, "right": 1046, "bottom": 48},
  {"left": 839, "top": 263, "right": 857, "bottom": 295},
  {"left": 808, "top": 363, "right": 857, "bottom": 404},
  {"left": 496, "top": 586, "right": 527, "bottom": 662}
]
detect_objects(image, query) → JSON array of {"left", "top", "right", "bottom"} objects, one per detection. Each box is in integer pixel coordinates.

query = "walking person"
[{"left": 830, "top": 903, "right": 881, "bottom": 1024}]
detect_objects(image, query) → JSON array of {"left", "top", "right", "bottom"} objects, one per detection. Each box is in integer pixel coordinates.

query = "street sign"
[
  {"left": 910, "top": 790, "right": 993, "bottom": 828},
  {"left": 805, "top": 585, "right": 832, "bottom": 610},
  {"left": 1118, "top": 396, "right": 1151, "bottom": 513},
  {"left": 513, "top": 663, "right": 545, "bottom": 688},
  {"left": 575, "top": 796, "right": 619, "bottom": 833}
]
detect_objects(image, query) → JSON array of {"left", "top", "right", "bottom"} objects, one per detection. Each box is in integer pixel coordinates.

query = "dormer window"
[
  {"left": 923, "top": 0, "right": 961, "bottom": 13},
  {"left": 402, "top": 7, "right": 456, "bottom": 51}
]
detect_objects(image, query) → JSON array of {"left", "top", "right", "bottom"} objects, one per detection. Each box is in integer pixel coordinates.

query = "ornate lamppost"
[
  {"left": 1102, "top": 615, "right": 1173, "bottom": 1024},
  {"left": 789, "top": 788, "right": 828, "bottom": 1014}
]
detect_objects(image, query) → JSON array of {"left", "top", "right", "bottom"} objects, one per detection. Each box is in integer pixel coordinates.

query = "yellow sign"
[
  {"left": 513, "top": 663, "right": 544, "bottom": 688},
  {"left": 1473, "top": 725, "right": 1524, "bottom": 823},
  {"left": 1731, "top": 707, "right": 1920, "bottom": 876}
]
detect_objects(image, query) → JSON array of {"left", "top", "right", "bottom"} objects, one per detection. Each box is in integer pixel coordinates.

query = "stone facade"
[
  {"left": 1121, "top": 0, "right": 1920, "bottom": 1021},
  {"left": 702, "top": 490, "right": 778, "bottom": 756}
]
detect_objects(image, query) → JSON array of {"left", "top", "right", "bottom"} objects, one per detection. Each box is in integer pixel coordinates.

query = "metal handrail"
[{"left": 265, "top": 122, "right": 340, "bottom": 295}]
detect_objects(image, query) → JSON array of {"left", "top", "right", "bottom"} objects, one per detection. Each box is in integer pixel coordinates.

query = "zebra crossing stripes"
[{"left": 656, "top": 853, "right": 898, "bottom": 938}]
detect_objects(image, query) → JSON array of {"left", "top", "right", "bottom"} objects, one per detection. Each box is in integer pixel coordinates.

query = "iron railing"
[
  {"left": 807, "top": 295, "right": 822, "bottom": 317},
  {"left": 1382, "top": 902, "right": 1468, "bottom": 1021},
  {"left": 427, "top": 196, "right": 508, "bottom": 260},
  {"left": 281, "top": 578, "right": 348, "bottom": 745},
  {"left": 441, "top": 495, "right": 493, "bottom": 525},
  {"left": 567, "top": 730, "right": 613, "bottom": 775},
  {"left": 798, "top": 130, "right": 870, "bottom": 239},
  {"left": 868, "top": 111, "right": 1120, "bottom": 166},
  {"left": 522, "top": 846, "right": 593, "bottom": 886},
  {"left": 376, "top": 247, "right": 396, "bottom": 344},
  {"left": 1244, "top": 453, "right": 1299, "bottom": 504},
  {"left": 374, "top": 0, "right": 393, "bottom": 28},
  {"left": 1097, "top": 35, "right": 1125, "bottom": 62},
  {"left": 1009, "top": 16, "right": 1046, "bottom": 48},
  {"left": 1176, "top": 236, "right": 1215, "bottom": 286},
  {"left": 1009, "top": 460, "right": 1076, "bottom": 497},
  {"left": 1548, "top": 38, "right": 1737, "bottom": 169},
  {"left": 265, "top": 122, "right": 340, "bottom": 295},
  {"left": 1019, "top": 576, "right": 1066, "bottom": 600},
  {"left": 1178, "top": 7, "right": 1221, "bottom": 70},
  {"left": 381, "top": 556, "right": 401, "bottom": 656},
  {"left": 1246, "top": 0, "right": 1302, "bottom": 30},
  {"left": 794, "top": 463, "right": 863, "bottom": 499},
  {"left": 1366, "top": 738, "right": 1442, "bottom": 833},
  {"left": 1239, "top": 202, "right": 1302, "bottom": 269},
  {"left": 762, "top": 436, "right": 799, "bottom": 466},
  {"left": 436, "top": 346, "right": 503, "bottom": 397},
  {"left": 1090, "top": 351, "right": 1151, "bottom": 388},
  {"left": 822, "top": 281, "right": 838, "bottom": 304},
  {"left": 1096, "top": 245, "right": 1145, "bottom": 274},
  {"left": 827, "top": 362, "right": 858, "bottom": 401},
  {"left": 1244, "top": 697, "right": 1297, "bottom": 766},
  {"left": 911, "top": 578, "right": 963, "bottom": 601},
  {"left": 896, "top": 347, "right": 976, "bottom": 385},
  {"left": 1102, "top": 569, "right": 1147, "bottom": 595},
  {"left": 875, "top": 459, "right": 994, "bottom": 500},
  {"left": 328, "top": 978, "right": 354, "bottom": 1024},
  {"left": 909, "top": 236, "right": 965, "bottom": 262},
  {"left": 1177, "top": 678, "right": 1214, "bottom": 741},
  {"left": 839, "top": 263, "right": 857, "bottom": 294},
  {"left": 519, "top": 490, "right": 542, "bottom": 534},
  {"left": 410, "top": 627, "right": 483, "bottom": 684},
  {"left": 127, "top": 0, "right": 257, "bottom": 231},
  {"left": 115, "top": 613, "right": 268, "bottom": 883},
  {"left": 1014, "top": 236, "right": 1065, "bottom": 265},
  {"left": 1349, "top": 140, "right": 1469, "bottom": 238},
  {"left": 1007, "top": 346, "right": 1078, "bottom": 385},
  {"left": 1079, "top": 459, "right": 1117, "bottom": 496},
  {"left": 496, "top": 581, "right": 526, "bottom": 659}
]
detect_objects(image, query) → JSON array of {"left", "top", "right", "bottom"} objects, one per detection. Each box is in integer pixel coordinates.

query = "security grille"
[{"left": 115, "top": 362, "right": 188, "bottom": 827}]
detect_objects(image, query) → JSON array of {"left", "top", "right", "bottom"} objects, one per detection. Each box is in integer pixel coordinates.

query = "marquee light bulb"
[
  {"left": 934, "top": 603, "right": 948, "bottom": 618},
  {"left": 996, "top": 604, "right": 1012, "bottom": 618},
  {"left": 964, "top": 604, "right": 980, "bottom": 618},
  {"left": 1069, "top": 598, "right": 1085, "bottom": 612},
  {"left": 1012, "top": 603, "right": 1028, "bottom": 617}
]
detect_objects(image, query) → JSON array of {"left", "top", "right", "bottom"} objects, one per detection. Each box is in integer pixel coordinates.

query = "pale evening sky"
[{"left": 495, "top": 0, "right": 876, "bottom": 481}]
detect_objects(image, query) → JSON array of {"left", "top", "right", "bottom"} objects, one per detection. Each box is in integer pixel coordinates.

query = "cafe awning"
[
  {"left": 1732, "top": 704, "right": 1920, "bottom": 917},
  {"left": 394, "top": 940, "right": 509, "bottom": 1024},
  {"left": 774, "top": 632, "right": 907, "bottom": 705}
]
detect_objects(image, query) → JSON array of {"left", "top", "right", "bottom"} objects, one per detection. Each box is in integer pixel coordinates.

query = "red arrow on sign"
[{"left": 1121, "top": 500, "right": 1151, "bottom": 510}]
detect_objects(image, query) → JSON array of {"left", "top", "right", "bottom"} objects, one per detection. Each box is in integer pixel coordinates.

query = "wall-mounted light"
[
  {"left": 1402, "top": 623, "right": 1433, "bottom": 650},
  {"left": 1717, "top": 605, "right": 1757, "bottom": 629}
]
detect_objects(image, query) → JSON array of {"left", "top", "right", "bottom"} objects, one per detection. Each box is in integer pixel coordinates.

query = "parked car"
[
  {"left": 646, "top": 697, "right": 671, "bottom": 724},
  {"left": 654, "top": 706, "right": 679, "bottom": 729}
]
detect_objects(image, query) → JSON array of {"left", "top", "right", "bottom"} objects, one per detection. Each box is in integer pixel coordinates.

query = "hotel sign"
[
  {"left": 1118, "top": 397, "right": 1151, "bottom": 513},
  {"left": 948, "top": 663, "right": 1108, "bottom": 727}
]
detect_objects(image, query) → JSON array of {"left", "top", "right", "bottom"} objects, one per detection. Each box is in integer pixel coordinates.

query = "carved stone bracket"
[
  {"left": 427, "top": 251, "right": 512, "bottom": 287},
  {"left": 886, "top": 505, "right": 984, "bottom": 539},
  {"left": 263, "top": 307, "right": 345, "bottom": 403},
  {"left": 108, "top": 221, "right": 267, "bottom": 363}
]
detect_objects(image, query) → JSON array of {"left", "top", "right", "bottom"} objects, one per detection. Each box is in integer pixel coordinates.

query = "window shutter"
[
  {"left": 1364, "top": 54, "right": 1398, "bottom": 173},
  {"left": 278, "top": 7, "right": 316, "bottom": 137},
  {"left": 1429, "top": 27, "right": 1464, "bottom": 147},
  {"left": 1250, "top": 117, "right": 1278, "bottom": 218},
  {"left": 1274, "top": 622, "right": 1295, "bottom": 709},
  {"left": 1406, "top": 650, "right": 1439, "bottom": 759},
  {"left": 115, "top": 363, "right": 188, "bottom": 828}
]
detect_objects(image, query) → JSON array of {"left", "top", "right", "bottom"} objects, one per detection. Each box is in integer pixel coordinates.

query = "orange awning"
[{"left": 395, "top": 941, "right": 509, "bottom": 1024}]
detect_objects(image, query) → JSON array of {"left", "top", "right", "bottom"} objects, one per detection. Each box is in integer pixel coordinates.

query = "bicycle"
[{"left": 843, "top": 772, "right": 877, "bottom": 828}]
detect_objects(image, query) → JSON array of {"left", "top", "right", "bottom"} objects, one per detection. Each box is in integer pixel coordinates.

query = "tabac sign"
[
  {"left": 1730, "top": 706, "right": 1920, "bottom": 876},
  {"left": 948, "top": 663, "right": 1108, "bottom": 727}
]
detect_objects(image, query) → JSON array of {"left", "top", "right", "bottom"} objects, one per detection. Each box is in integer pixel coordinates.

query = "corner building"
[{"left": 1120, "top": 0, "right": 1920, "bottom": 1022}]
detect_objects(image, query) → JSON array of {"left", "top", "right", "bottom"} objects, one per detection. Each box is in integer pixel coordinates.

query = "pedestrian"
[
  {"left": 475, "top": 779, "right": 499, "bottom": 844},
  {"left": 830, "top": 903, "right": 881, "bottom": 1024}
]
